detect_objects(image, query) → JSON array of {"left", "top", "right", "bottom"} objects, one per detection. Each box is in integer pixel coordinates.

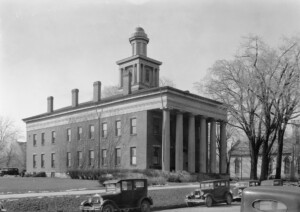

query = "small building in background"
[{"left": 229, "top": 130, "right": 299, "bottom": 180}]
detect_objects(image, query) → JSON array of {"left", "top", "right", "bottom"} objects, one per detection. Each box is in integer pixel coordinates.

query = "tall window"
[
  {"left": 89, "top": 125, "right": 95, "bottom": 139},
  {"left": 41, "top": 133, "right": 45, "bottom": 145},
  {"left": 130, "top": 147, "right": 136, "bottom": 165},
  {"left": 115, "top": 120, "right": 121, "bottom": 136},
  {"left": 284, "top": 157, "right": 290, "bottom": 174},
  {"left": 153, "top": 146, "right": 160, "bottom": 165},
  {"left": 234, "top": 158, "right": 240, "bottom": 174},
  {"left": 41, "top": 154, "right": 45, "bottom": 168},
  {"left": 51, "top": 131, "right": 56, "bottom": 144},
  {"left": 145, "top": 69, "right": 150, "bottom": 82},
  {"left": 77, "top": 151, "right": 82, "bottom": 167},
  {"left": 102, "top": 123, "right": 107, "bottom": 138},
  {"left": 67, "top": 152, "right": 71, "bottom": 168},
  {"left": 33, "top": 154, "right": 37, "bottom": 168},
  {"left": 153, "top": 118, "right": 160, "bottom": 135},
  {"left": 89, "top": 150, "right": 95, "bottom": 166},
  {"left": 115, "top": 148, "right": 121, "bottom": 166},
  {"left": 33, "top": 134, "right": 37, "bottom": 146},
  {"left": 51, "top": 153, "right": 55, "bottom": 168},
  {"left": 78, "top": 127, "right": 82, "bottom": 140},
  {"left": 130, "top": 118, "right": 137, "bottom": 134},
  {"left": 67, "top": 129, "right": 71, "bottom": 142},
  {"left": 102, "top": 149, "right": 107, "bottom": 166}
]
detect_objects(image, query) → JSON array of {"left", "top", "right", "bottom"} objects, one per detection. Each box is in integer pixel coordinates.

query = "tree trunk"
[
  {"left": 275, "top": 127, "right": 285, "bottom": 179},
  {"left": 249, "top": 137, "right": 259, "bottom": 180},
  {"left": 260, "top": 140, "right": 270, "bottom": 180}
]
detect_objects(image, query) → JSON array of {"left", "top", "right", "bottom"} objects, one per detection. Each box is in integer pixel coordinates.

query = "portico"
[{"left": 159, "top": 90, "right": 227, "bottom": 174}]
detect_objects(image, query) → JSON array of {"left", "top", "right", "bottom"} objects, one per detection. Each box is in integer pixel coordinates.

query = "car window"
[
  {"left": 252, "top": 200, "right": 287, "bottom": 212},
  {"left": 122, "top": 181, "right": 133, "bottom": 191},
  {"left": 220, "top": 181, "right": 226, "bottom": 186},
  {"left": 106, "top": 183, "right": 121, "bottom": 193},
  {"left": 201, "top": 183, "right": 213, "bottom": 189},
  {"left": 134, "top": 180, "right": 145, "bottom": 190}
]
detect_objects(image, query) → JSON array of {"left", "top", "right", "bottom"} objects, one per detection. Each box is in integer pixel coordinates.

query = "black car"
[
  {"left": 0, "top": 168, "right": 19, "bottom": 176},
  {"left": 80, "top": 178, "right": 153, "bottom": 212},
  {"left": 185, "top": 179, "right": 232, "bottom": 207},
  {"left": 241, "top": 186, "right": 300, "bottom": 212}
]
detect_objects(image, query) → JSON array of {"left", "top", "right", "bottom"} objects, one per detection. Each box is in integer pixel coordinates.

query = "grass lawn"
[{"left": 0, "top": 177, "right": 101, "bottom": 194}]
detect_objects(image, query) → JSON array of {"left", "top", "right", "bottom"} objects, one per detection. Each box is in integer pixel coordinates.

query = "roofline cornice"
[
  {"left": 116, "top": 55, "right": 162, "bottom": 65},
  {"left": 23, "top": 86, "right": 226, "bottom": 123}
]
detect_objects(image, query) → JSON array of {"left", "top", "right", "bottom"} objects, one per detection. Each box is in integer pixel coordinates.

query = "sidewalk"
[{"left": 0, "top": 184, "right": 198, "bottom": 200}]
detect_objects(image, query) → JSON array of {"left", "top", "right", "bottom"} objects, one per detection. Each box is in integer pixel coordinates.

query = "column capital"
[{"left": 199, "top": 115, "right": 208, "bottom": 120}]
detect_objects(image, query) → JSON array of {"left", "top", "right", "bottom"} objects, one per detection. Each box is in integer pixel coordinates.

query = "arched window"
[
  {"left": 234, "top": 158, "right": 240, "bottom": 174},
  {"left": 284, "top": 157, "right": 290, "bottom": 174},
  {"left": 268, "top": 158, "right": 273, "bottom": 175}
]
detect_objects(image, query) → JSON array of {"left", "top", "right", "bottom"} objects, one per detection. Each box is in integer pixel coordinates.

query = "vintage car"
[
  {"left": 80, "top": 178, "right": 153, "bottom": 212},
  {"left": 0, "top": 168, "right": 19, "bottom": 176},
  {"left": 260, "top": 179, "right": 283, "bottom": 186},
  {"left": 241, "top": 186, "right": 300, "bottom": 212},
  {"left": 230, "top": 180, "right": 260, "bottom": 201},
  {"left": 185, "top": 179, "right": 232, "bottom": 207}
]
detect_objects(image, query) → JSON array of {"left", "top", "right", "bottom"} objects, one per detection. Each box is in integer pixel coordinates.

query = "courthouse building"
[{"left": 23, "top": 27, "right": 228, "bottom": 177}]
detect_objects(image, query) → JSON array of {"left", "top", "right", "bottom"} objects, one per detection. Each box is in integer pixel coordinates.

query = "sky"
[{"left": 0, "top": 0, "right": 300, "bottom": 138}]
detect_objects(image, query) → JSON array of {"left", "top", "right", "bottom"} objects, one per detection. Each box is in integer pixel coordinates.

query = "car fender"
[
  {"left": 101, "top": 199, "right": 120, "bottom": 210},
  {"left": 203, "top": 193, "right": 214, "bottom": 200},
  {"left": 138, "top": 196, "right": 153, "bottom": 206}
]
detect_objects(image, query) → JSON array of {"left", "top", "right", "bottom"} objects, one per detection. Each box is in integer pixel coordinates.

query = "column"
[
  {"left": 136, "top": 64, "right": 139, "bottom": 84},
  {"left": 120, "top": 68, "right": 123, "bottom": 88},
  {"left": 220, "top": 121, "right": 227, "bottom": 174},
  {"left": 210, "top": 120, "right": 217, "bottom": 173},
  {"left": 153, "top": 70, "right": 156, "bottom": 87},
  {"left": 188, "top": 114, "right": 195, "bottom": 173},
  {"left": 199, "top": 116, "right": 207, "bottom": 173},
  {"left": 141, "top": 64, "right": 144, "bottom": 83},
  {"left": 156, "top": 69, "right": 159, "bottom": 87},
  {"left": 162, "top": 109, "right": 170, "bottom": 171},
  {"left": 175, "top": 112, "right": 183, "bottom": 171},
  {"left": 149, "top": 69, "right": 153, "bottom": 86}
]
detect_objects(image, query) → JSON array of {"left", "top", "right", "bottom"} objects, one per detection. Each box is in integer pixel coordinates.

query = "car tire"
[
  {"left": 205, "top": 196, "right": 213, "bottom": 207},
  {"left": 226, "top": 193, "right": 233, "bottom": 205},
  {"left": 102, "top": 204, "right": 114, "bottom": 212},
  {"left": 186, "top": 202, "right": 193, "bottom": 207},
  {"left": 140, "top": 200, "right": 151, "bottom": 212}
]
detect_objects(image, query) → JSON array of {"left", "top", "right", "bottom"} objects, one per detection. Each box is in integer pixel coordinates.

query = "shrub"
[
  {"left": 148, "top": 176, "right": 167, "bottom": 185},
  {"left": 34, "top": 172, "right": 47, "bottom": 177}
]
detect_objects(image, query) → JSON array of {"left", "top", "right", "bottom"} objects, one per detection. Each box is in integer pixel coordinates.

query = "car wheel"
[
  {"left": 186, "top": 202, "right": 193, "bottom": 207},
  {"left": 140, "top": 200, "right": 151, "bottom": 212},
  {"left": 205, "top": 196, "right": 213, "bottom": 207},
  {"left": 226, "top": 193, "right": 233, "bottom": 205},
  {"left": 102, "top": 204, "right": 114, "bottom": 212}
]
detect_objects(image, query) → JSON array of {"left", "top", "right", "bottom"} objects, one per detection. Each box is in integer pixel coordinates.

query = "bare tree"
[
  {"left": 0, "top": 116, "right": 22, "bottom": 167},
  {"left": 196, "top": 35, "right": 300, "bottom": 180},
  {"left": 159, "top": 76, "right": 176, "bottom": 87},
  {"left": 102, "top": 85, "right": 120, "bottom": 98}
]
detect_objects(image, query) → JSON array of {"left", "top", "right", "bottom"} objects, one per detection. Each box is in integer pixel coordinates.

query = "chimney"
[
  {"left": 47, "top": 96, "right": 53, "bottom": 113},
  {"left": 72, "top": 89, "right": 79, "bottom": 107},
  {"left": 123, "top": 70, "right": 132, "bottom": 95},
  {"left": 93, "top": 81, "right": 101, "bottom": 102}
]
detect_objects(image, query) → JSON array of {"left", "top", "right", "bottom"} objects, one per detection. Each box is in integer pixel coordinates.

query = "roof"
[
  {"left": 200, "top": 179, "right": 228, "bottom": 183},
  {"left": 23, "top": 86, "right": 225, "bottom": 123},
  {"left": 244, "top": 185, "right": 300, "bottom": 196},
  {"left": 230, "top": 137, "right": 295, "bottom": 156},
  {"left": 103, "top": 178, "right": 146, "bottom": 184}
]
